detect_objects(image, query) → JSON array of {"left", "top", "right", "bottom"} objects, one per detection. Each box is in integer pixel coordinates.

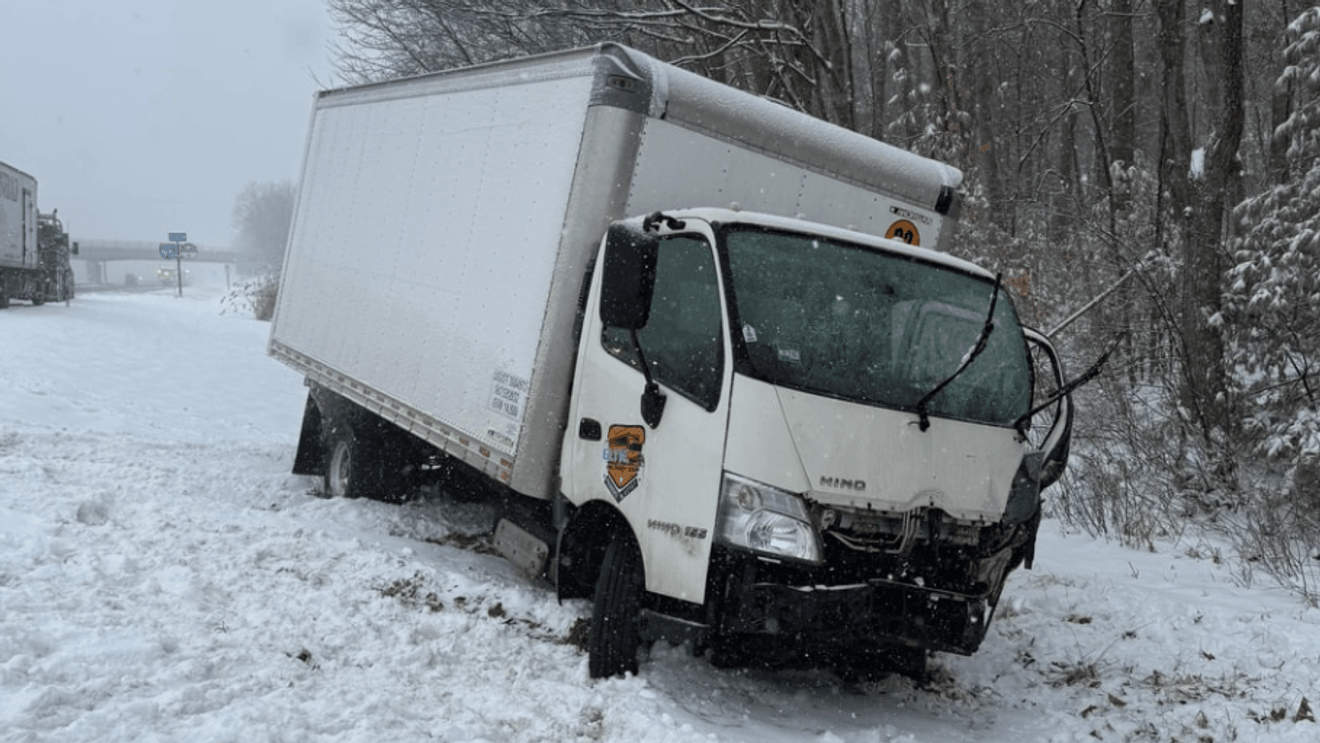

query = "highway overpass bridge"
[
  {"left": 76, "top": 239, "right": 248, "bottom": 264},
  {"left": 74, "top": 239, "right": 270, "bottom": 285}
]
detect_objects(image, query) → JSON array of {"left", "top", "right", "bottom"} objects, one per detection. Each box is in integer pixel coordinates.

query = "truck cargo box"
[
  {"left": 0, "top": 161, "right": 39, "bottom": 272},
  {"left": 269, "top": 44, "right": 963, "bottom": 501}
]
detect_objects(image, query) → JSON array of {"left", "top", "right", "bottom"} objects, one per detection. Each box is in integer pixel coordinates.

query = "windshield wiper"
[{"left": 914, "top": 274, "right": 1002, "bottom": 432}]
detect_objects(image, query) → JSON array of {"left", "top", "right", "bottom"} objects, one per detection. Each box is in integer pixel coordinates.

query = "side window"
[{"left": 602, "top": 236, "right": 724, "bottom": 411}]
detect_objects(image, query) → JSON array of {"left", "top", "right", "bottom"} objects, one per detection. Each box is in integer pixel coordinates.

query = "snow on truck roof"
[
  {"left": 313, "top": 44, "right": 962, "bottom": 221},
  {"left": 630, "top": 208, "right": 995, "bottom": 281}
]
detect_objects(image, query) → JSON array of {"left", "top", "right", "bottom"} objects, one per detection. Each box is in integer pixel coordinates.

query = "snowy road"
[{"left": 2, "top": 288, "right": 1317, "bottom": 742}]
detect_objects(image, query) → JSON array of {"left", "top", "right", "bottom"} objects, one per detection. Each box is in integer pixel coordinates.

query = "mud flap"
[{"left": 291, "top": 393, "right": 324, "bottom": 475}]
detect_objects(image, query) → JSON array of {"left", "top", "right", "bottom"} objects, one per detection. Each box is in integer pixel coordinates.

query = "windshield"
[{"left": 724, "top": 227, "right": 1031, "bottom": 426}]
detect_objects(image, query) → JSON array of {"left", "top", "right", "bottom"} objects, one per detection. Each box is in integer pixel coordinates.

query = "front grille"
[{"left": 813, "top": 504, "right": 984, "bottom": 555}]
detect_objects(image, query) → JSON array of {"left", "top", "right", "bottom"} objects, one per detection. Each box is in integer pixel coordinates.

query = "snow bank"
[{"left": 1, "top": 290, "right": 1317, "bottom": 742}]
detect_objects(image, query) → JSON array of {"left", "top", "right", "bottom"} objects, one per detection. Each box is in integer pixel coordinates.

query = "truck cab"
[{"left": 555, "top": 208, "right": 1072, "bottom": 677}]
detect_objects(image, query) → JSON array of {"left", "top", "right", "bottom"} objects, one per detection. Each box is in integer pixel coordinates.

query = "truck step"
[{"left": 493, "top": 518, "right": 551, "bottom": 579}]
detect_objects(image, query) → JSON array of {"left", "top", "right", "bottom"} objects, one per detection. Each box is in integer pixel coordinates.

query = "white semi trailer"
[
  {"left": 269, "top": 44, "right": 1075, "bottom": 678},
  {"left": 0, "top": 160, "right": 76, "bottom": 308}
]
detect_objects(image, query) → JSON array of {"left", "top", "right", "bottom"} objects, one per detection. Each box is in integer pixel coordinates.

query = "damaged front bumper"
[
  {"left": 700, "top": 523, "right": 1027, "bottom": 657},
  {"left": 716, "top": 569, "right": 998, "bottom": 656},
  {"left": 639, "top": 511, "right": 1038, "bottom": 662}
]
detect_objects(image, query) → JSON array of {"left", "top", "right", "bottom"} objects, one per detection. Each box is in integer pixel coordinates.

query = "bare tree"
[
  {"left": 1179, "top": 0, "right": 1244, "bottom": 475},
  {"left": 232, "top": 181, "right": 297, "bottom": 269},
  {"left": 1108, "top": 0, "right": 1136, "bottom": 172},
  {"left": 328, "top": 0, "right": 625, "bottom": 82},
  {"left": 327, "top": 1, "right": 875, "bottom": 130}
]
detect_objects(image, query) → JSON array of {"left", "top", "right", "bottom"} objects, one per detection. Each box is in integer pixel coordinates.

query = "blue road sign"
[
  {"left": 180, "top": 242, "right": 198, "bottom": 258},
  {"left": 168, "top": 232, "right": 187, "bottom": 243},
  {"left": 159, "top": 243, "right": 177, "bottom": 259}
]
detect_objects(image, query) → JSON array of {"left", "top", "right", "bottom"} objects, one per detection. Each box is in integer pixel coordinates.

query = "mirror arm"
[
  {"left": 1014, "top": 331, "right": 1124, "bottom": 430},
  {"left": 631, "top": 328, "right": 667, "bottom": 428}
]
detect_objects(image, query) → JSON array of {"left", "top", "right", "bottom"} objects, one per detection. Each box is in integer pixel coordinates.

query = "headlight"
[{"left": 716, "top": 473, "right": 822, "bottom": 563}]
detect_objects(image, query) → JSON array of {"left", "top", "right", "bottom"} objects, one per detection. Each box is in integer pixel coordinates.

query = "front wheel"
[{"left": 588, "top": 535, "right": 646, "bottom": 678}]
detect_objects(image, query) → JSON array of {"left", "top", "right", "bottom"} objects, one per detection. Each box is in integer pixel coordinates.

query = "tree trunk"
[
  {"left": 1156, "top": 0, "right": 1193, "bottom": 223},
  {"left": 967, "top": 0, "right": 1003, "bottom": 228},
  {"left": 1293, "top": 458, "right": 1320, "bottom": 512},
  {"left": 1270, "top": 0, "right": 1295, "bottom": 185},
  {"left": 1110, "top": 0, "right": 1137, "bottom": 171},
  {"left": 1181, "top": 0, "right": 1244, "bottom": 477},
  {"left": 1196, "top": 3, "right": 1226, "bottom": 138},
  {"left": 814, "top": 0, "right": 857, "bottom": 130},
  {"left": 1050, "top": 0, "right": 1082, "bottom": 243}
]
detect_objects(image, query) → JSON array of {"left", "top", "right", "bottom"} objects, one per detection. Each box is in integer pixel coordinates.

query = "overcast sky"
[{"left": 0, "top": 0, "right": 337, "bottom": 247}]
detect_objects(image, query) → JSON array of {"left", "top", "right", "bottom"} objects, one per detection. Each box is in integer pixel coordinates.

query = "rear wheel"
[
  {"left": 324, "top": 423, "right": 364, "bottom": 498},
  {"left": 325, "top": 422, "right": 399, "bottom": 500},
  {"left": 323, "top": 421, "right": 412, "bottom": 501},
  {"left": 25, "top": 276, "right": 44, "bottom": 305},
  {"left": 588, "top": 535, "right": 645, "bottom": 678}
]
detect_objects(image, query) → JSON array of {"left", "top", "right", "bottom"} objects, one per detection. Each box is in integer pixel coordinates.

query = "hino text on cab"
[{"left": 269, "top": 44, "right": 1076, "bottom": 679}]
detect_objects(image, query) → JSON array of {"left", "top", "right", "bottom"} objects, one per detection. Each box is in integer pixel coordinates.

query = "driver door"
[{"left": 564, "top": 222, "right": 733, "bottom": 605}]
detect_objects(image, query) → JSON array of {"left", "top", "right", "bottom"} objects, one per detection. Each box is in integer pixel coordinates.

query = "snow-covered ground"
[{"left": 2, "top": 287, "right": 1317, "bottom": 743}]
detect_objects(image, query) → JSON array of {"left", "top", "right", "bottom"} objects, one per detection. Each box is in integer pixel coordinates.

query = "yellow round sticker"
[{"left": 886, "top": 220, "right": 920, "bottom": 245}]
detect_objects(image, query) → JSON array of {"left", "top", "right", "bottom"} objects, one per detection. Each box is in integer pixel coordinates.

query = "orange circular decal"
[{"left": 886, "top": 220, "right": 920, "bottom": 245}]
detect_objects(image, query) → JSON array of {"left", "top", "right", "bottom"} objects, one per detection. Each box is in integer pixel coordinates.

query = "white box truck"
[{"left": 270, "top": 44, "right": 1075, "bottom": 678}]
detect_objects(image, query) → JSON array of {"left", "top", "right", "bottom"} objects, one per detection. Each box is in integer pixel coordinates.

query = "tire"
[
  {"left": 323, "top": 421, "right": 412, "bottom": 501},
  {"left": 588, "top": 535, "right": 645, "bottom": 678},
  {"left": 324, "top": 422, "right": 378, "bottom": 499},
  {"left": 26, "top": 277, "right": 44, "bottom": 306}
]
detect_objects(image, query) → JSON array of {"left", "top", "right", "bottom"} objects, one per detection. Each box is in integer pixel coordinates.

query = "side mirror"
[
  {"left": 641, "top": 381, "right": 666, "bottom": 429},
  {"left": 599, "top": 223, "right": 658, "bottom": 330}
]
